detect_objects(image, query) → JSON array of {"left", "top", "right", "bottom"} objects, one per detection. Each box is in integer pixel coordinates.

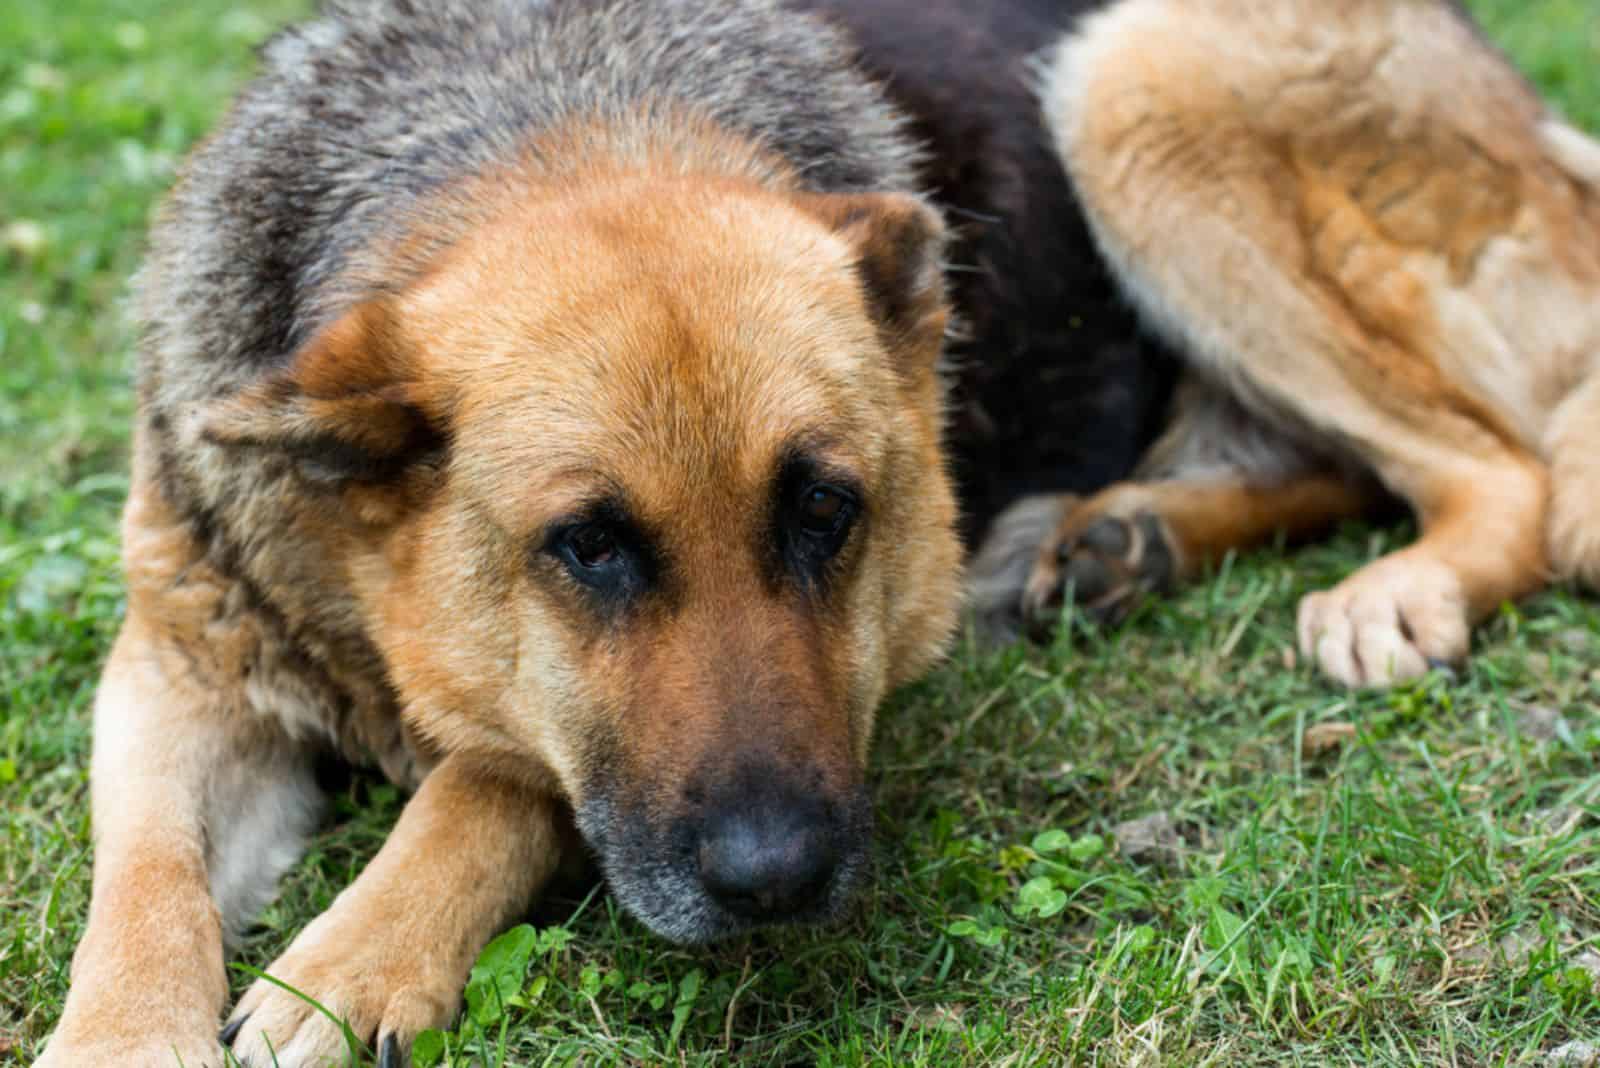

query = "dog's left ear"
[
  {"left": 798, "top": 191, "right": 949, "bottom": 374},
  {"left": 197, "top": 298, "right": 446, "bottom": 484}
]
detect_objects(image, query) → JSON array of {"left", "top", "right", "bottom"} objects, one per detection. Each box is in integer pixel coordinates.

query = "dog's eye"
[
  {"left": 772, "top": 458, "right": 863, "bottom": 591},
  {"left": 798, "top": 485, "right": 851, "bottom": 536},
  {"left": 792, "top": 483, "right": 858, "bottom": 558},
  {"left": 565, "top": 523, "right": 618, "bottom": 569},
  {"left": 547, "top": 515, "right": 655, "bottom": 608}
]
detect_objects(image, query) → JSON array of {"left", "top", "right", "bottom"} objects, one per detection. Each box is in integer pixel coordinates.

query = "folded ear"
[
  {"left": 199, "top": 299, "right": 445, "bottom": 483},
  {"left": 797, "top": 191, "right": 950, "bottom": 374}
]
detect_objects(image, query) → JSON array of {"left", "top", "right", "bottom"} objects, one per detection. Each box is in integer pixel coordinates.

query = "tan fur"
[
  {"left": 1029, "top": 0, "right": 1600, "bottom": 685},
  {"left": 47, "top": 2, "right": 1600, "bottom": 1062},
  {"left": 314, "top": 158, "right": 959, "bottom": 781},
  {"left": 226, "top": 761, "right": 561, "bottom": 1066},
  {"left": 1035, "top": 474, "right": 1374, "bottom": 582},
  {"left": 46, "top": 441, "right": 316, "bottom": 1065}
]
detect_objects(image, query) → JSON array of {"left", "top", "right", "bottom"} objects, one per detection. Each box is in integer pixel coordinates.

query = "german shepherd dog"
[{"left": 40, "top": 0, "right": 1600, "bottom": 1064}]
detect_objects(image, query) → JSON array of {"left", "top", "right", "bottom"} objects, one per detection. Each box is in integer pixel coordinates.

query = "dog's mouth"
[{"left": 574, "top": 784, "right": 875, "bottom": 944}]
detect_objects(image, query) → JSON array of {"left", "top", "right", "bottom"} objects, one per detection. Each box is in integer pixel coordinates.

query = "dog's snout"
[{"left": 696, "top": 800, "right": 839, "bottom": 920}]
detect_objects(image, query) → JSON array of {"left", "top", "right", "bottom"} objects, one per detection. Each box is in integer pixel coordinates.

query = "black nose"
[{"left": 696, "top": 801, "right": 839, "bottom": 920}]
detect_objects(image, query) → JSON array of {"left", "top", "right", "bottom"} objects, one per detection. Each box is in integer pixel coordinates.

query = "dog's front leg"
[
  {"left": 40, "top": 610, "right": 316, "bottom": 1068},
  {"left": 224, "top": 754, "right": 562, "bottom": 1068}
]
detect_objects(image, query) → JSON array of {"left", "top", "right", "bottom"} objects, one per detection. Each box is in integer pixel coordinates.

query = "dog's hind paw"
[
  {"left": 1022, "top": 498, "right": 1176, "bottom": 637},
  {"left": 1296, "top": 552, "right": 1470, "bottom": 688}
]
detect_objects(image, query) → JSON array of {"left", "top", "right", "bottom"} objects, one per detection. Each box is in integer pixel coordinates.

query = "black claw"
[
  {"left": 379, "top": 1033, "right": 404, "bottom": 1068},
  {"left": 219, "top": 1014, "right": 249, "bottom": 1046},
  {"left": 1078, "top": 516, "right": 1132, "bottom": 556}
]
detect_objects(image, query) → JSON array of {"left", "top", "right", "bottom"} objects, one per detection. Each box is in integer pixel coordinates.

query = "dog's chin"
[{"left": 574, "top": 795, "right": 873, "bottom": 945}]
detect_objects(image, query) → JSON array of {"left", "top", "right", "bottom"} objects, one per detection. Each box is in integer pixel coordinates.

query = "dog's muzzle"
[{"left": 577, "top": 762, "right": 872, "bottom": 943}]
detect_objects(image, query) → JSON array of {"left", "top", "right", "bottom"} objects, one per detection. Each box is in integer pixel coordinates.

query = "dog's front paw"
[
  {"left": 38, "top": 940, "right": 229, "bottom": 1068},
  {"left": 1023, "top": 498, "right": 1175, "bottom": 636},
  {"left": 224, "top": 913, "right": 460, "bottom": 1068},
  {"left": 36, "top": 1033, "right": 225, "bottom": 1068}
]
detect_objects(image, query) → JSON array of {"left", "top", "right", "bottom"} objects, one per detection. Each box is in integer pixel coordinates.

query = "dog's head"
[{"left": 203, "top": 167, "right": 963, "bottom": 941}]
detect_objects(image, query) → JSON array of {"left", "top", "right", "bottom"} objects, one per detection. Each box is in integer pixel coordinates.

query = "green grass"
[{"left": 3, "top": 1, "right": 1598, "bottom": 1064}]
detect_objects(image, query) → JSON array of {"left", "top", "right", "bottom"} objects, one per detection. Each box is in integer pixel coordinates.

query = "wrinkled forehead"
[{"left": 410, "top": 183, "right": 897, "bottom": 526}]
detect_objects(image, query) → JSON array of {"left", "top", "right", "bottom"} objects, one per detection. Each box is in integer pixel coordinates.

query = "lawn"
[{"left": 2, "top": 1, "right": 1598, "bottom": 1065}]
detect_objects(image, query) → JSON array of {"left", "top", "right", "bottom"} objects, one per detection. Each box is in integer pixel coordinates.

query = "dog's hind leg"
[
  {"left": 1546, "top": 369, "right": 1600, "bottom": 590},
  {"left": 1007, "top": 378, "right": 1378, "bottom": 635},
  {"left": 1539, "top": 115, "right": 1600, "bottom": 590},
  {"left": 1040, "top": 0, "right": 1555, "bottom": 686},
  {"left": 39, "top": 480, "right": 323, "bottom": 1068}
]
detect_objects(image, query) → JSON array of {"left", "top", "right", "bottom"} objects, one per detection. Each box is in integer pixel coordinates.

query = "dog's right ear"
[
  {"left": 795, "top": 191, "right": 950, "bottom": 377},
  {"left": 198, "top": 299, "right": 446, "bottom": 484}
]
